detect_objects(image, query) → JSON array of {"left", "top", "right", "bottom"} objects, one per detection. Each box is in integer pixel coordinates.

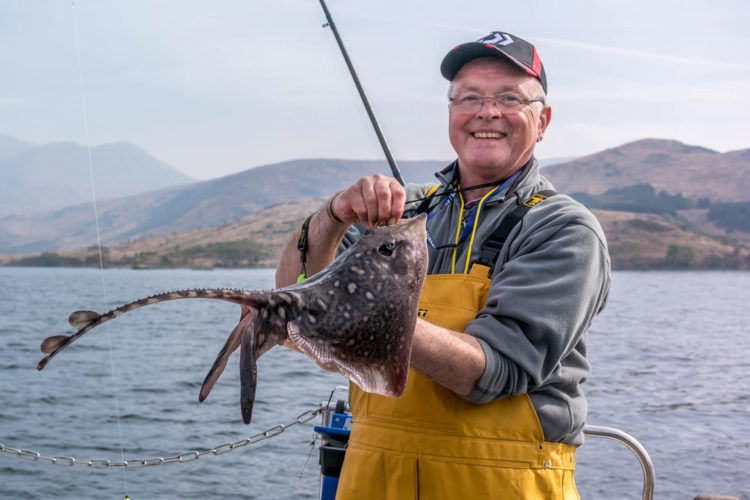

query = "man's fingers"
[
  {"left": 388, "top": 180, "right": 406, "bottom": 224},
  {"left": 333, "top": 174, "right": 406, "bottom": 227},
  {"left": 372, "top": 175, "right": 394, "bottom": 225}
]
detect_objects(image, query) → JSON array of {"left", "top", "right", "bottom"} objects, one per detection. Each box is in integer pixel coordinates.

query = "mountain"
[
  {"left": 538, "top": 156, "right": 576, "bottom": 168},
  {"left": 0, "top": 158, "right": 449, "bottom": 253},
  {"left": 3, "top": 200, "right": 747, "bottom": 271},
  {"left": 543, "top": 139, "right": 750, "bottom": 202},
  {"left": 2, "top": 137, "right": 749, "bottom": 256},
  {"left": 0, "top": 138, "right": 195, "bottom": 216},
  {"left": 0, "top": 134, "right": 35, "bottom": 160},
  {"left": 0, "top": 198, "right": 326, "bottom": 268}
]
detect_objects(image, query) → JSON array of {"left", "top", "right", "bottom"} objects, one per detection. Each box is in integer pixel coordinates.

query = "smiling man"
[{"left": 276, "top": 31, "right": 610, "bottom": 499}]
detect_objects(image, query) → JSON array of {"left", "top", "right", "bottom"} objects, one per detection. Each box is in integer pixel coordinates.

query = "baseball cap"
[{"left": 440, "top": 31, "right": 547, "bottom": 93}]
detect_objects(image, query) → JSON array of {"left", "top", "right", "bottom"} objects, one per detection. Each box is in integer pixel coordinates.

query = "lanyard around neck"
[{"left": 424, "top": 170, "right": 521, "bottom": 273}]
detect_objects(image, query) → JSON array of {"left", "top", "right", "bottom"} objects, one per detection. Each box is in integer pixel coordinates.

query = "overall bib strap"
[{"left": 476, "top": 190, "right": 558, "bottom": 275}]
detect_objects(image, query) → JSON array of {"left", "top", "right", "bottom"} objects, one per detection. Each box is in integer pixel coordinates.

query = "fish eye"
[{"left": 378, "top": 239, "right": 397, "bottom": 256}]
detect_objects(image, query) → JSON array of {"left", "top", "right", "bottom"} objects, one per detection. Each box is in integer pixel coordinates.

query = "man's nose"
[{"left": 477, "top": 97, "right": 502, "bottom": 116}]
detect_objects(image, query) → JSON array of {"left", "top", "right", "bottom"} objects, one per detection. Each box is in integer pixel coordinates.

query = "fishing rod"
[{"left": 317, "top": 0, "right": 406, "bottom": 186}]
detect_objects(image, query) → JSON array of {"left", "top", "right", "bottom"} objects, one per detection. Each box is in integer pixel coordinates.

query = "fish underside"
[{"left": 37, "top": 215, "right": 428, "bottom": 424}]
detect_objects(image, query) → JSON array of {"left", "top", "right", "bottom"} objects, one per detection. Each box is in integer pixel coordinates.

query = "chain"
[{"left": 0, "top": 406, "right": 324, "bottom": 469}]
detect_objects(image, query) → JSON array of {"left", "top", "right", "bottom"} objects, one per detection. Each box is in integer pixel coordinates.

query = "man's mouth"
[{"left": 471, "top": 131, "right": 504, "bottom": 139}]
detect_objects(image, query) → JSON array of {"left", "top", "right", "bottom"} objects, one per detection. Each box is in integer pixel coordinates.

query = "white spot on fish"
[
  {"left": 347, "top": 283, "right": 357, "bottom": 294},
  {"left": 365, "top": 291, "right": 375, "bottom": 301}
]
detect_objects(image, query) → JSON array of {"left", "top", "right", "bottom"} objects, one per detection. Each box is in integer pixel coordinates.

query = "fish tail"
[{"left": 37, "top": 289, "right": 267, "bottom": 370}]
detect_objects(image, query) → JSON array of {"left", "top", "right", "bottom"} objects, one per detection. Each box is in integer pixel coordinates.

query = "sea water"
[{"left": 0, "top": 267, "right": 748, "bottom": 499}]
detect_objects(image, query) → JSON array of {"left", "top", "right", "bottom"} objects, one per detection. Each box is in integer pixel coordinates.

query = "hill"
[
  {"left": 0, "top": 134, "right": 35, "bottom": 160},
  {"left": 543, "top": 139, "right": 750, "bottom": 202},
  {"left": 0, "top": 158, "right": 448, "bottom": 253},
  {"left": 3, "top": 199, "right": 747, "bottom": 270},
  {"left": 593, "top": 210, "right": 749, "bottom": 269},
  {"left": 0, "top": 137, "right": 195, "bottom": 216},
  {"left": 1, "top": 137, "right": 749, "bottom": 268},
  {"left": 0, "top": 198, "right": 323, "bottom": 269}
]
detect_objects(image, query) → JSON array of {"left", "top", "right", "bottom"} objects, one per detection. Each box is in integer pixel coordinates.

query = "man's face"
[{"left": 448, "top": 58, "right": 550, "bottom": 182}]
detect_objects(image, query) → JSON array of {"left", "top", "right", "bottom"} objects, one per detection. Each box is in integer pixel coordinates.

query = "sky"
[{"left": 1, "top": 0, "right": 748, "bottom": 180}]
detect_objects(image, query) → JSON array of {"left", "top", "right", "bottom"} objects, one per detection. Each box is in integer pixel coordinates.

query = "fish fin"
[
  {"left": 286, "top": 321, "right": 337, "bottom": 372},
  {"left": 38, "top": 311, "right": 106, "bottom": 369},
  {"left": 287, "top": 321, "right": 410, "bottom": 398},
  {"left": 342, "top": 356, "right": 409, "bottom": 398},
  {"left": 40, "top": 335, "right": 69, "bottom": 354},
  {"left": 37, "top": 332, "right": 85, "bottom": 370},
  {"left": 68, "top": 310, "right": 100, "bottom": 329},
  {"left": 239, "top": 316, "right": 259, "bottom": 424},
  {"left": 199, "top": 306, "right": 255, "bottom": 403}
]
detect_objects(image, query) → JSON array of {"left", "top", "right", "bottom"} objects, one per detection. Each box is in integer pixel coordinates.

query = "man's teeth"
[{"left": 473, "top": 132, "right": 502, "bottom": 138}]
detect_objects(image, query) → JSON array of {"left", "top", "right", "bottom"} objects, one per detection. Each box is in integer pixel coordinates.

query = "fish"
[{"left": 37, "top": 214, "right": 428, "bottom": 424}]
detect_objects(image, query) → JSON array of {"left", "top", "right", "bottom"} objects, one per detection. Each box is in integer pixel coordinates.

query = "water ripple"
[{"left": 1, "top": 268, "right": 748, "bottom": 499}]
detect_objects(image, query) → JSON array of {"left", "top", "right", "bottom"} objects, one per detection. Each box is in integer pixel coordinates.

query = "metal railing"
[{"left": 583, "top": 425, "right": 655, "bottom": 500}]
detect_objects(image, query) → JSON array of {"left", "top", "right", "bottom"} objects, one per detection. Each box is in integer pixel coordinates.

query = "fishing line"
[
  {"left": 71, "top": 2, "right": 128, "bottom": 496},
  {"left": 313, "top": 5, "right": 377, "bottom": 155},
  {"left": 312, "top": 2, "right": 513, "bottom": 211},
  {"left": 316, "top": 0, "right": 405, "bottom": 185},
  {"left": 311, "top": 3, "right": 388, "bottom": 172}
]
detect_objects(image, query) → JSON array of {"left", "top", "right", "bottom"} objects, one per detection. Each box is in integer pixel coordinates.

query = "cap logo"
[{"left": 477, "top": 32, "right": 513, "bottom": 47}]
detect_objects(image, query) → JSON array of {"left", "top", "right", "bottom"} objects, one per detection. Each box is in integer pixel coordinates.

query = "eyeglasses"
[{"left": 449, "top": 93, "right": 545, "bottom": 113}]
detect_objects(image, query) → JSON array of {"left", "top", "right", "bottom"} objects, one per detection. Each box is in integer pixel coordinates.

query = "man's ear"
[{"left": 536, "top": 105, "right": 551, "bottom": 143}]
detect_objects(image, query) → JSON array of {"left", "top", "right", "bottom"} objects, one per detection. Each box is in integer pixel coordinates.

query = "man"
[{"left": 276, "top": 31, "right": 610, "bottom": 499}]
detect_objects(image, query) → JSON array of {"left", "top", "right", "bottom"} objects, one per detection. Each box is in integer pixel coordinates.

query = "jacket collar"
[{"left": 434, "top": 157, "right": 540, "bottom": 205}]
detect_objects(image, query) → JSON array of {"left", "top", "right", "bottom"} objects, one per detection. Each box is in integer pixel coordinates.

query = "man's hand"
[
  {"left": 331, "top": 174, "right": 406, "bottom": 227},
  {"left": 275, "top": 174, "right": 405, "bottom": 288}
]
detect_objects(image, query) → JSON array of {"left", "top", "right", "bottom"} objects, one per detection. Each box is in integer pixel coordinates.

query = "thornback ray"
[{"left": 37, "top": 214, "right": 428, "bottom": 424}]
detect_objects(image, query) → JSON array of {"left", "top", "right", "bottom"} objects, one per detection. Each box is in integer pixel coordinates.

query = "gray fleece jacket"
[{"left": 343, "top": 158, "right": 610, "bottom": 445}]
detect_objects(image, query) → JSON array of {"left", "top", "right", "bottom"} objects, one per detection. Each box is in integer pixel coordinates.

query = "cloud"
[
  {"left": 551, "top": 79, "right": 750, "bottom": 104},
  {"left": 0, "top": 97, "right": 26, "bottom": 107},
  {"left": 533, "top": 36, "right": 750, "bottom": 70}
]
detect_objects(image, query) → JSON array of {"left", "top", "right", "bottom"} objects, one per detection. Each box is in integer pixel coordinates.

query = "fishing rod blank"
[{"left": 317, "top": 0, "right": 406, "bottom": 186}]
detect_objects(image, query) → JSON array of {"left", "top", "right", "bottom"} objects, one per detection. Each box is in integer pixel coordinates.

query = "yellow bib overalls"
[{"left": 335, "top": 265, "right": 580, "bottom": 499}]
